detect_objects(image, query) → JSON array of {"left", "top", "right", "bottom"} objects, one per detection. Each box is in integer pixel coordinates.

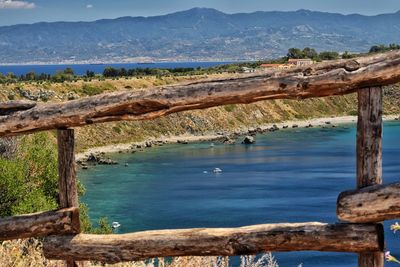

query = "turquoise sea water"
[{"left": 79, "top": 121, "right": 400, "bottom": 267}]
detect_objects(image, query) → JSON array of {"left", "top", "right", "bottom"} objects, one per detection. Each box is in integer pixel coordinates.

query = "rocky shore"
[{"left": 76, "top": 115, "right": 400, "bottom": 168}]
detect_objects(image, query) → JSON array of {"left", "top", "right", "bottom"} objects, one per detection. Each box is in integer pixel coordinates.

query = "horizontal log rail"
[
  {"left": 0, "top": 207, "right": 80, "bottom": 241},
  {"left": 0, "top": 100, "right": 36, "bottom": 115},
  {"left": 1, "top": 51, "right": 400, "bottom": 137},
  {"left": 43, "top": 222, "right": 383, "bottom": 263},
  {"left": 338, "top": 182, "right": 400, "bottom": 223}
]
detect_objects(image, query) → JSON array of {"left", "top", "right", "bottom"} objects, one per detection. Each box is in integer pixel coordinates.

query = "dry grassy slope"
[
  {"left": 0, "top": 75, "right": 399, "bottom": 152},
  {"left": 75, "top": 86, "right": 400, "bottom": 152}
]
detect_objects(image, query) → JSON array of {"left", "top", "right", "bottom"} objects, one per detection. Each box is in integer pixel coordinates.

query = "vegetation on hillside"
[
  {"left": 0, "top": 133, "right": 112, "bottom": 233},
  {"left": 0, "top": 44, "right": 399, "bottom": 266},
  {"left": 265, "top": 43, "right": 400, "bottom": 63},
  {"left": 1, "top": 44, "right": 399, "bottom": 86}
]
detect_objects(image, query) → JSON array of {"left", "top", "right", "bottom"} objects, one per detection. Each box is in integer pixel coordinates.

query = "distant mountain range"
[{"left": 1, "top": 8, "right": 400, "bottom": 64}]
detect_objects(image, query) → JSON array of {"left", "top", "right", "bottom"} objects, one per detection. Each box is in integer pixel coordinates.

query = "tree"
[
  {"left": 86, "top": 70, "right": 95, "bottom": 78},
  {"left": 369, "top": 43, "right": 400, "bottom": 54},
  {"left": 120, "top": 68, "right": 127, "bottom": 77},
  {"left": 287, "top": 48, "right": 305, "bottom": 59},
  {"left": 302, "top": 47, "right": 318, "bottom": 59},
  {"left": 319, "top": 51, "right": 339, "bottom": 60},
  {"left": 63, "top": 67, "right": 75, "bottom": 75},
  {"left": 342, "top": 51, "right": 356, "bottom": 59},
  {"left": 7, "top": 72, "right": 16, "bottom": 79},
  {"left": 103, "top": 67, "right": 119, "bottom": 77},
  {"left": 389, "top": 43, "right": 400, "bottom": 50},
  {"left": 25, "top": 71, "right": 36, "bottom": 81},
  {"left": 342, "top": 51, "right": 358, "bottom": 59},
  {"left": 370, "top": 45, "right": 385, "bottom": 53}
]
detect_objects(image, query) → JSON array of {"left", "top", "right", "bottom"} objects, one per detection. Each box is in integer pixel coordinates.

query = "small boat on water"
[
  {"left": 112, "top": 222, "right": 121, "bottom": 229},
  {"left": 213, "top": 168, "right": 222, "bottom": 173}
]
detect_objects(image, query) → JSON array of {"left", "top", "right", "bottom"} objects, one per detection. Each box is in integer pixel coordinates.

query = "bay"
[{"left": 79, "top": 121, "right": 400, "bottom": 267}]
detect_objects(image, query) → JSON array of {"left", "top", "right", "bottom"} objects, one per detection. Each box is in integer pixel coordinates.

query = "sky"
[{"left": 0, "top": 0, "right": 399, "bottom": 26}]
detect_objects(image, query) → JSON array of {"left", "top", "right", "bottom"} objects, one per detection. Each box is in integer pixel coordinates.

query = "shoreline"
[
  {"left": 75, "top": 114, "right": 400, "bottom": 161},
  {"left": 0, "top": 60, "right": 235, "bottom": 66}
]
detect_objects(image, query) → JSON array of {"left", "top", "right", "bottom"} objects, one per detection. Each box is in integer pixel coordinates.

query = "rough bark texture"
[
  {"left": 357, "top": 87, "right": 383, "bottom": 188},
  {"left": 356, "top": 87, "right": 384, "bottom": 267},
  {"left": 43, "top": 223, "right": 383, "bottom": 263},
  {"left": 1, "top": 51, "right": 400, "bottom": 137},
  {"left": 0, "top": 208, "right": 79, "bottom": 241},
  {"left": 359, "top": 253, "right": 385, "bottom": 267},
  {"left": 0, "top": 100, "right": 36, "bottom": 115},
  {"left": 57, "top": 129, "right": 79, "bottom": 209},
  {"left": 57, "top": 129, "right": 80, "bottom": 267},
  {"left": 338, "top": 182, "right": 400, "bottom": 223}
]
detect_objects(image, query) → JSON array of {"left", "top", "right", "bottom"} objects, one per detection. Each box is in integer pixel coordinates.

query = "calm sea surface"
[
  {"left": 0, "top": 62, "right": 230, "bottom": 76},
  {"left": 78, "top": 121, "right": 400, "bottom": 267}
]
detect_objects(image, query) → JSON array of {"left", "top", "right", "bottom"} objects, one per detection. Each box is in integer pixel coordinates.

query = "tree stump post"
[
  {"left": 57, "top": 129, "right": 80, "bottom": 267},
  {"left": 357, "top": 87, "right": 384, "bottom": 267}
]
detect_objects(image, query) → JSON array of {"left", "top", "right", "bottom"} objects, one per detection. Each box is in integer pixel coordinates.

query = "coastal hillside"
[
  {"left": 1, "top": 8, "right": 400, "bottom": 63},
  {"left": 1, "top": 74, "right": 399, "bottom": 151},
  {"left": 73, "top": 86, "right": 400, "bottom": 151}
]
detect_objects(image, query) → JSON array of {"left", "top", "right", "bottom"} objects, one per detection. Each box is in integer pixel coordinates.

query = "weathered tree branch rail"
[
  {"left": 0, "top": 100, "right": 36, "bottom": 115},
  {"left": 43, "top": 222, "right": 383, "bottom": 263},
  {"left": 338, "top": 182, "right": 400, "bottom": 223},
  {"left": 0, "top": 207, "right": 80, "bottom": 241},
  {"left": 1, "top": 51, "right": 400, "bottom": 137}
]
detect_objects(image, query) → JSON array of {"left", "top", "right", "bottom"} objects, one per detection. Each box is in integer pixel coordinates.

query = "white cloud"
[
  {"left": 86, "top": 4, "right": 93, "bottom": 9},
  {"left": 0, "top": 0, "right": 35, "bottom": 9}
]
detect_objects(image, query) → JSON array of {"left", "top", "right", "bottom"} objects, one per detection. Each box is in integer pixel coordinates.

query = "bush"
[
  {"left": 79, "top": 203, "right": 113, "bottom": 234},
  {"left": 0, "top": 132, "right": 112, "bottom": 234},
  {"left": 112, "top": 126, "right": 122, "bottom": 134},
  {"left": 224, "top": 104, "right": 236, "bottom": 112},
  {"left": 0, "top": 133, "right": 58, "bottom": 217},
  {"left": 82, "top": 84, "right": 105, "bottom": 96},
  {"left": 347, "top": 110, "right": 358, "bottom": 116}
]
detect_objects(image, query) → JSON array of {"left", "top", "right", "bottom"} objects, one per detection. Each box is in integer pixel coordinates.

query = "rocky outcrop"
[
  {"left": 222, "top": 136, "right": 236, "bottom": 145},
  {"left": 17, "top": 87, "right": 55, "bottom": 102},
  {"left": 78, "top": 152, "right": 118, "bottom": 167},
  {"left": 242, "top": 136, "right": 255, "bottom": 144}
]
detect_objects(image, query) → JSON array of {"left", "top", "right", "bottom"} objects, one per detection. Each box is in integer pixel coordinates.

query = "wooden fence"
[{"left": 1, "top": 50, "right": 400, "bottom": 267}]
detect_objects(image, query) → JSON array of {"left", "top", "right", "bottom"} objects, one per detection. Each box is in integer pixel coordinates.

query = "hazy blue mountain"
[{"left": 1, "top": 8, "right": 400, "bottom": 64}]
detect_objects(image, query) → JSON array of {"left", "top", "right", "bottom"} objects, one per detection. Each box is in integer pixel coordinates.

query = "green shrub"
[
  {"left": 79, "top": 203, "right": 113, "bottom": 234},
  {"left": 0, "top": 133, "right": 58, "bottom": 217},
  {"left": 348, "top": 110, "right": 358, "bottom": 116},
  {"left": 224, "top": 104, "right": 236, "bottom": 112},
  {"left": 82, "top": 84, "right": 104, "bottom": 96},
  {"left": 112, "top": 126, "right": 122, "bottom": 134},
  {"left": 0, "top": 133, "right": 112, "bottom": 234}
]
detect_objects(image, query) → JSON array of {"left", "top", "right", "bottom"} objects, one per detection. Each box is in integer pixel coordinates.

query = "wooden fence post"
[
  {"left": 357, "top": 87, "right": 384, "bottom": 267},
  {"left": 57, "top": 129, "right": 80, "bottom": 267}
]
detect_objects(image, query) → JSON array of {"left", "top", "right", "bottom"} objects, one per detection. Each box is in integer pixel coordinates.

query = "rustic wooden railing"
[{"left": 1, "top": 50, "right": 400, "bottom": 267}]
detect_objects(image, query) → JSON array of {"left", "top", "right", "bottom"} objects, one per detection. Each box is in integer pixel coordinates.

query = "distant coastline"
[
  {"left": 0, "top": 59, "right": 237, "bottom": 66},
  {"left": 0, "top": 61, "right": 233, "bottom": 76}
]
